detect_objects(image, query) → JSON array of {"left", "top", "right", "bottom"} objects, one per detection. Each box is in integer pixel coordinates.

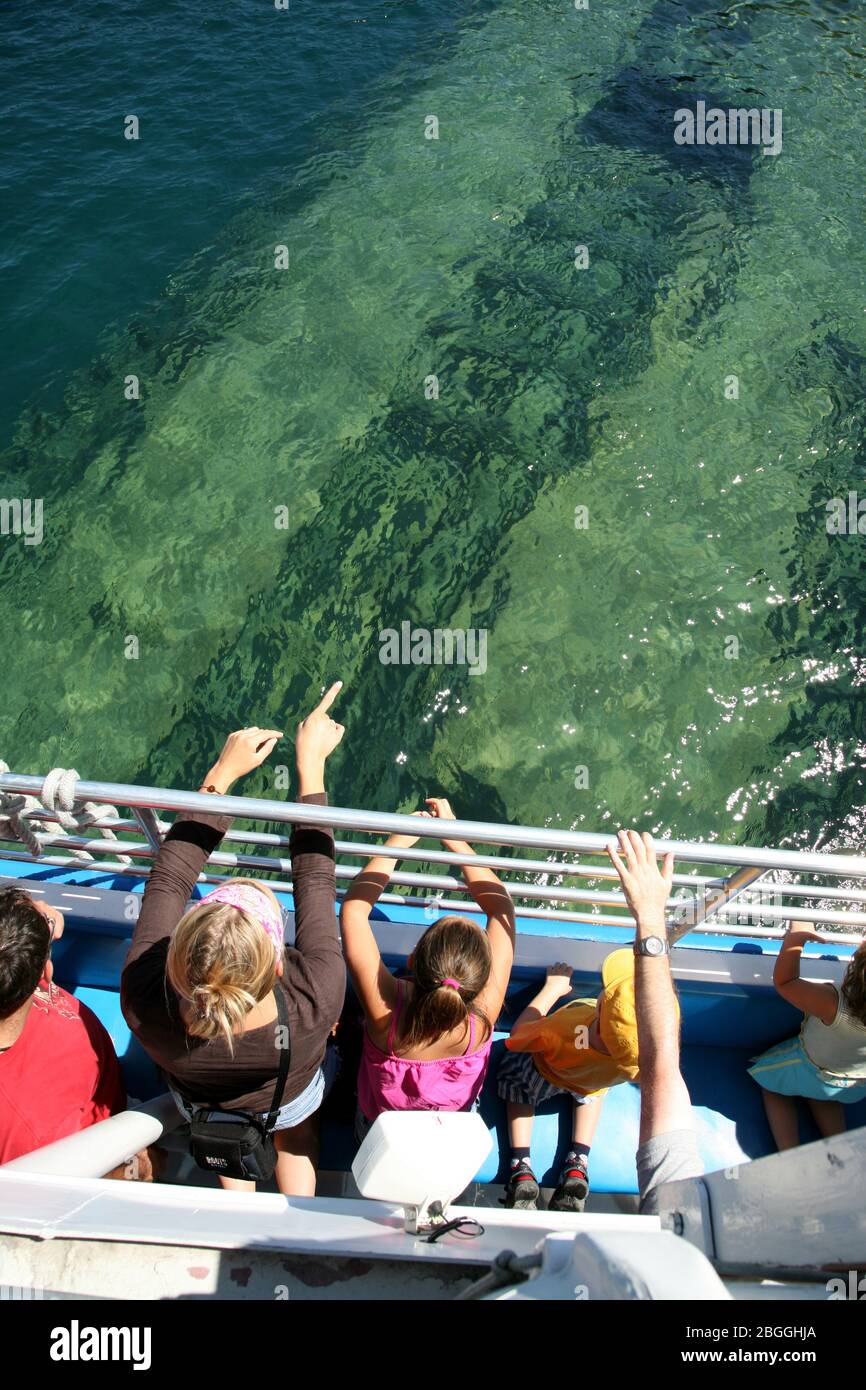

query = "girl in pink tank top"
[{"left": 341, "top": 798, "right": 516, "bottom": 1130}]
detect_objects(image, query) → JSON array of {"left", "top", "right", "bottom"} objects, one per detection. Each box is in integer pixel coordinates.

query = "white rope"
[
  {"left": 0, "top": 764, "right": 42, "bottom": 856},
  {"left": 0, "top": 763, "right": 131, "bottom": 864}
]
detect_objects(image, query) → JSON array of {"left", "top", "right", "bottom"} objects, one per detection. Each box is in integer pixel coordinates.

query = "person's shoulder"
[
  {"left": 30, "top": 980, "right": 84, "bottom": 1023},
  {"left": 34, "top": 984, "right": 117, "bottom": 1052}
]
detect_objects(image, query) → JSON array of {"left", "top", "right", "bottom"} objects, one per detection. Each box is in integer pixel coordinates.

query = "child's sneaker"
[
  {"left": 549, "top": 1155, "right": 589, "bottom": 1212},
  {"left": 503, "top": 1159, "right": 540, "bottom": 1210}
]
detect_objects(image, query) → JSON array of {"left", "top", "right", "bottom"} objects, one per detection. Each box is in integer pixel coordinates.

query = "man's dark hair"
[{"left": 0, "top": 887, "right": 50, "bottom": 1020}]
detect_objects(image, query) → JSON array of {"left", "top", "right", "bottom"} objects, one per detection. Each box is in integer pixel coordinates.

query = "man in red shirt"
[{"left": 0, "top": 885, "right": 127, "bottom": 1164}]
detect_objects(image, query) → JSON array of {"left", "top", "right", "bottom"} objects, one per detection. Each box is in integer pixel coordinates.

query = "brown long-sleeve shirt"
[{"left": 120, "top": 794, "right": 345, "bottom": 1113}]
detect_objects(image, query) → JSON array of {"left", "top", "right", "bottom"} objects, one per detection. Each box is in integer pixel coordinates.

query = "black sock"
[
  {"left": 564, "top": 1144, "right": 590, "bottom": 1170},
  {"left": 509, "top": 1146, "right": 532, "bottom": 1169}
]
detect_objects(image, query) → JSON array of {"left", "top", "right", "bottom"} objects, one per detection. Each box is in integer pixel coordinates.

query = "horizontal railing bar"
[
  {"left": 739, "top": 882, "right": 866, "bottom": 904},
  {"left": 7, "top": 827, "right": 866, "bottom": 928},
  {"left": 18, "top": 811, "right": 866, "bottom": 900},
  {"left": 4, "top": 773, "right": 866, "bottom": 877},
  {"left": 16, "top": 812, "right": 726, "bottom": 887},
  {"left": 25, "top": 833, "right": 866, "bottom": 925},
  {"left": 18, "top": 815, "right": 866, "bottom": 903},
  {"left": 21, "top": 814, "right": 866, "bottom": 904},
  {"left": 25, "top": 833, "right": 701, "bottom": 912},
  {"left": 1, "top": 848, "right": 862, "bottom": 944},
  {"left": 714, "top": 901, "right": 866, "bottom": 926},
  {"left": 331, "top": 841, "right": 721, "bottom": 887}
]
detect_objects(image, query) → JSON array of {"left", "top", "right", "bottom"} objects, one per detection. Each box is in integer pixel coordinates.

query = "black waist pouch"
[
  {"left": 189, "top": 1111, "right": 278, "bottom": 1182},
  {"left": 187, "top": 989, "right": 291, "bottom": 1182}
]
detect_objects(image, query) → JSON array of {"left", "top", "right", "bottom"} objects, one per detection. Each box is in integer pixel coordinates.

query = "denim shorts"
[{"left": 171, "top": 1039, "right": 340, "bottom": 1131}]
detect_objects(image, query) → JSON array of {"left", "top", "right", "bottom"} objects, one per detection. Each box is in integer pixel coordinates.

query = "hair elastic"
[{"left": 441, "top": 977, "right": 461, "bottom": 990}]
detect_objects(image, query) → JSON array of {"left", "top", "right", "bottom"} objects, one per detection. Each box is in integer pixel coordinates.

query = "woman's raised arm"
[{"left": 123, "top": 726, "right": 283, "bottom": 970}]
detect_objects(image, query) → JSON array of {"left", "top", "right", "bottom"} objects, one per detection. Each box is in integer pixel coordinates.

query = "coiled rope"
[{"left": 0, "top": 763, "right": 131, "bottom": 864}]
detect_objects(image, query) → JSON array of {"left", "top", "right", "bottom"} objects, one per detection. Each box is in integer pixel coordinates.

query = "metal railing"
[{"left": 1, "top": 772, "right": 865, "bottom": 945}]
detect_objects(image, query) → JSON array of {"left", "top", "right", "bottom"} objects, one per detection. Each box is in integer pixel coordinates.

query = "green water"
[{"left": 2, "top": 0, "right": 866, "bottom": 855}]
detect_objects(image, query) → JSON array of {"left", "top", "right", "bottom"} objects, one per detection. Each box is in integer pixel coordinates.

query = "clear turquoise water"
[{"left": 2, "top": 0, "right": 866, "bottom": 855}]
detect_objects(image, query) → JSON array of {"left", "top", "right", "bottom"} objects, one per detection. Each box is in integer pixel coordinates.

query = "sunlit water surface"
[{"left": 2, "top": 0, "right": 866, "bottom": 865}]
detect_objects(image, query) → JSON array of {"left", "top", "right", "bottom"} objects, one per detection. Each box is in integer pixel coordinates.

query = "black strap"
[
  {"left": 423, "top": 1217, "right": 485, "bottom": 1244},
  {"left": 263, "top": 987, "right": 291, "bottom": 1133}
]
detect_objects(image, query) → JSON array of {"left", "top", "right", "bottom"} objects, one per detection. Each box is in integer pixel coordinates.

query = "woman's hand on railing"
[
  {"left": 201, "top": 727, "right": 284, "bottom": 794},
  {"left": 424, "top": 796, "right": 472, "bottom": 855},
  {"left": 384, "top": 810, "right": 432, "bottom": 852}
]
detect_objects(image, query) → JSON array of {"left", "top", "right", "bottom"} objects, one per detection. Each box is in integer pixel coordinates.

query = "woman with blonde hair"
[{"left": 121, "top": 684, "right": 346, "bottom": 1195}]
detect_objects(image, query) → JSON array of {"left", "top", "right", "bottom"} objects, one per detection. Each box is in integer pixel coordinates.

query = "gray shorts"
[{"left": 636, "top": 1129, "right": 703, "bottom": 1214}]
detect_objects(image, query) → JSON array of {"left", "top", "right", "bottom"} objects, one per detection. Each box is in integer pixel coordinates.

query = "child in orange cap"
[{"left": 497, "top": 948, "right": 647, "bottom": 1212}]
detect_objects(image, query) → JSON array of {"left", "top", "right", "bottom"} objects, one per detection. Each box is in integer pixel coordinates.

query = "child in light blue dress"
[{"left": 749, "top": 923, "right": 866, "bottom": 1149}]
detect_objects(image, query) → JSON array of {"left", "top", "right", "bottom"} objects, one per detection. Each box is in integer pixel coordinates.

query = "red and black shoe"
[
  {"left": 503, "top": 1159, "right": 540, "bottom": 1210},
  {"left": 549, "top": 1156, "right": 589, "bottom": 1212}
]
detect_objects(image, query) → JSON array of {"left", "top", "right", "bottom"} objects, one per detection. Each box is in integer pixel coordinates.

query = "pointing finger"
[{"left": 315, "top": 680, "right": 343, "bottom": 713}]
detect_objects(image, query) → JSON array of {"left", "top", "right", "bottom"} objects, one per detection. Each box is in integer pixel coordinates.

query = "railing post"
[
  {"left": 668, "top": 866, "right": 767, "bottom": 945},
  {"left": 131, "top": 807, "right": 163, "bottom": 854}
]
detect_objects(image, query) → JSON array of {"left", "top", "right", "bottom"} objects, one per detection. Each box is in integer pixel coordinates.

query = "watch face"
[{"left": 645, "top": 935, "right": 666, "bottom": 956}]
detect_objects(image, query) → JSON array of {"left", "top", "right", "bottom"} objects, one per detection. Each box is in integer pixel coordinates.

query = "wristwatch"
[{"left": 634, "top": 934, "right": 669, "bottom": 958}]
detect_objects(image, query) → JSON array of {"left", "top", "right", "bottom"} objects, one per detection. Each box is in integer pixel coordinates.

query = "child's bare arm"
[
  {"left": 340, "top": 816, "right": 431, "bottom": 1023},
  {"left": 773, "top": 922, "right": 838, "bottom": 1023},
  {"left": 512, "top": 963, "right": 573, "bottom": 1031},
  {"left": 424, "top": 797, "right": 516, "bottom": 1027}
]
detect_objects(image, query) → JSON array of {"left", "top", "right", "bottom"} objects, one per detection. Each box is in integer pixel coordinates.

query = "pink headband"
[
  {"left": 441, "top": 977, "right": 461, "bottom": 990},
  {"left": 201, "top": 883, "right": 284, "bottom": 959}
]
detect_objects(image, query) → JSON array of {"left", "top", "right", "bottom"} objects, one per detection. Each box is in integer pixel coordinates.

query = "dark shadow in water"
[
  {"left": 582, "top": 73, "right": 758, "bottom": 189},
  {"left": 141, "top": 13, "right": 762, "bottom": 815}
]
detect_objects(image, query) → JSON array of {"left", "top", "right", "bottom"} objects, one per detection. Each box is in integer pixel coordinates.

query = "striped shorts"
[{"left": 495, "top": 1046, "right": 597, "bottom": 1107}]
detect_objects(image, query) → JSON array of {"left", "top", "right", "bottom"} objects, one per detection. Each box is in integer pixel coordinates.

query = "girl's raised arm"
[
  {"left": 340, "top": 821, "right": 428, "bottom": 1027},
  {"left": 773, "top": 921, "right": 838, "bottom": 1023},
  {"left": 424, "top": 798, "right": 516, "bottom": 1028}
]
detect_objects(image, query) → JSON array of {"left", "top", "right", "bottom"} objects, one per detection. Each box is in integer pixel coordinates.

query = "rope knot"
[{"left": 1, "top": 763, "right": 129, "bottom": 864}]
